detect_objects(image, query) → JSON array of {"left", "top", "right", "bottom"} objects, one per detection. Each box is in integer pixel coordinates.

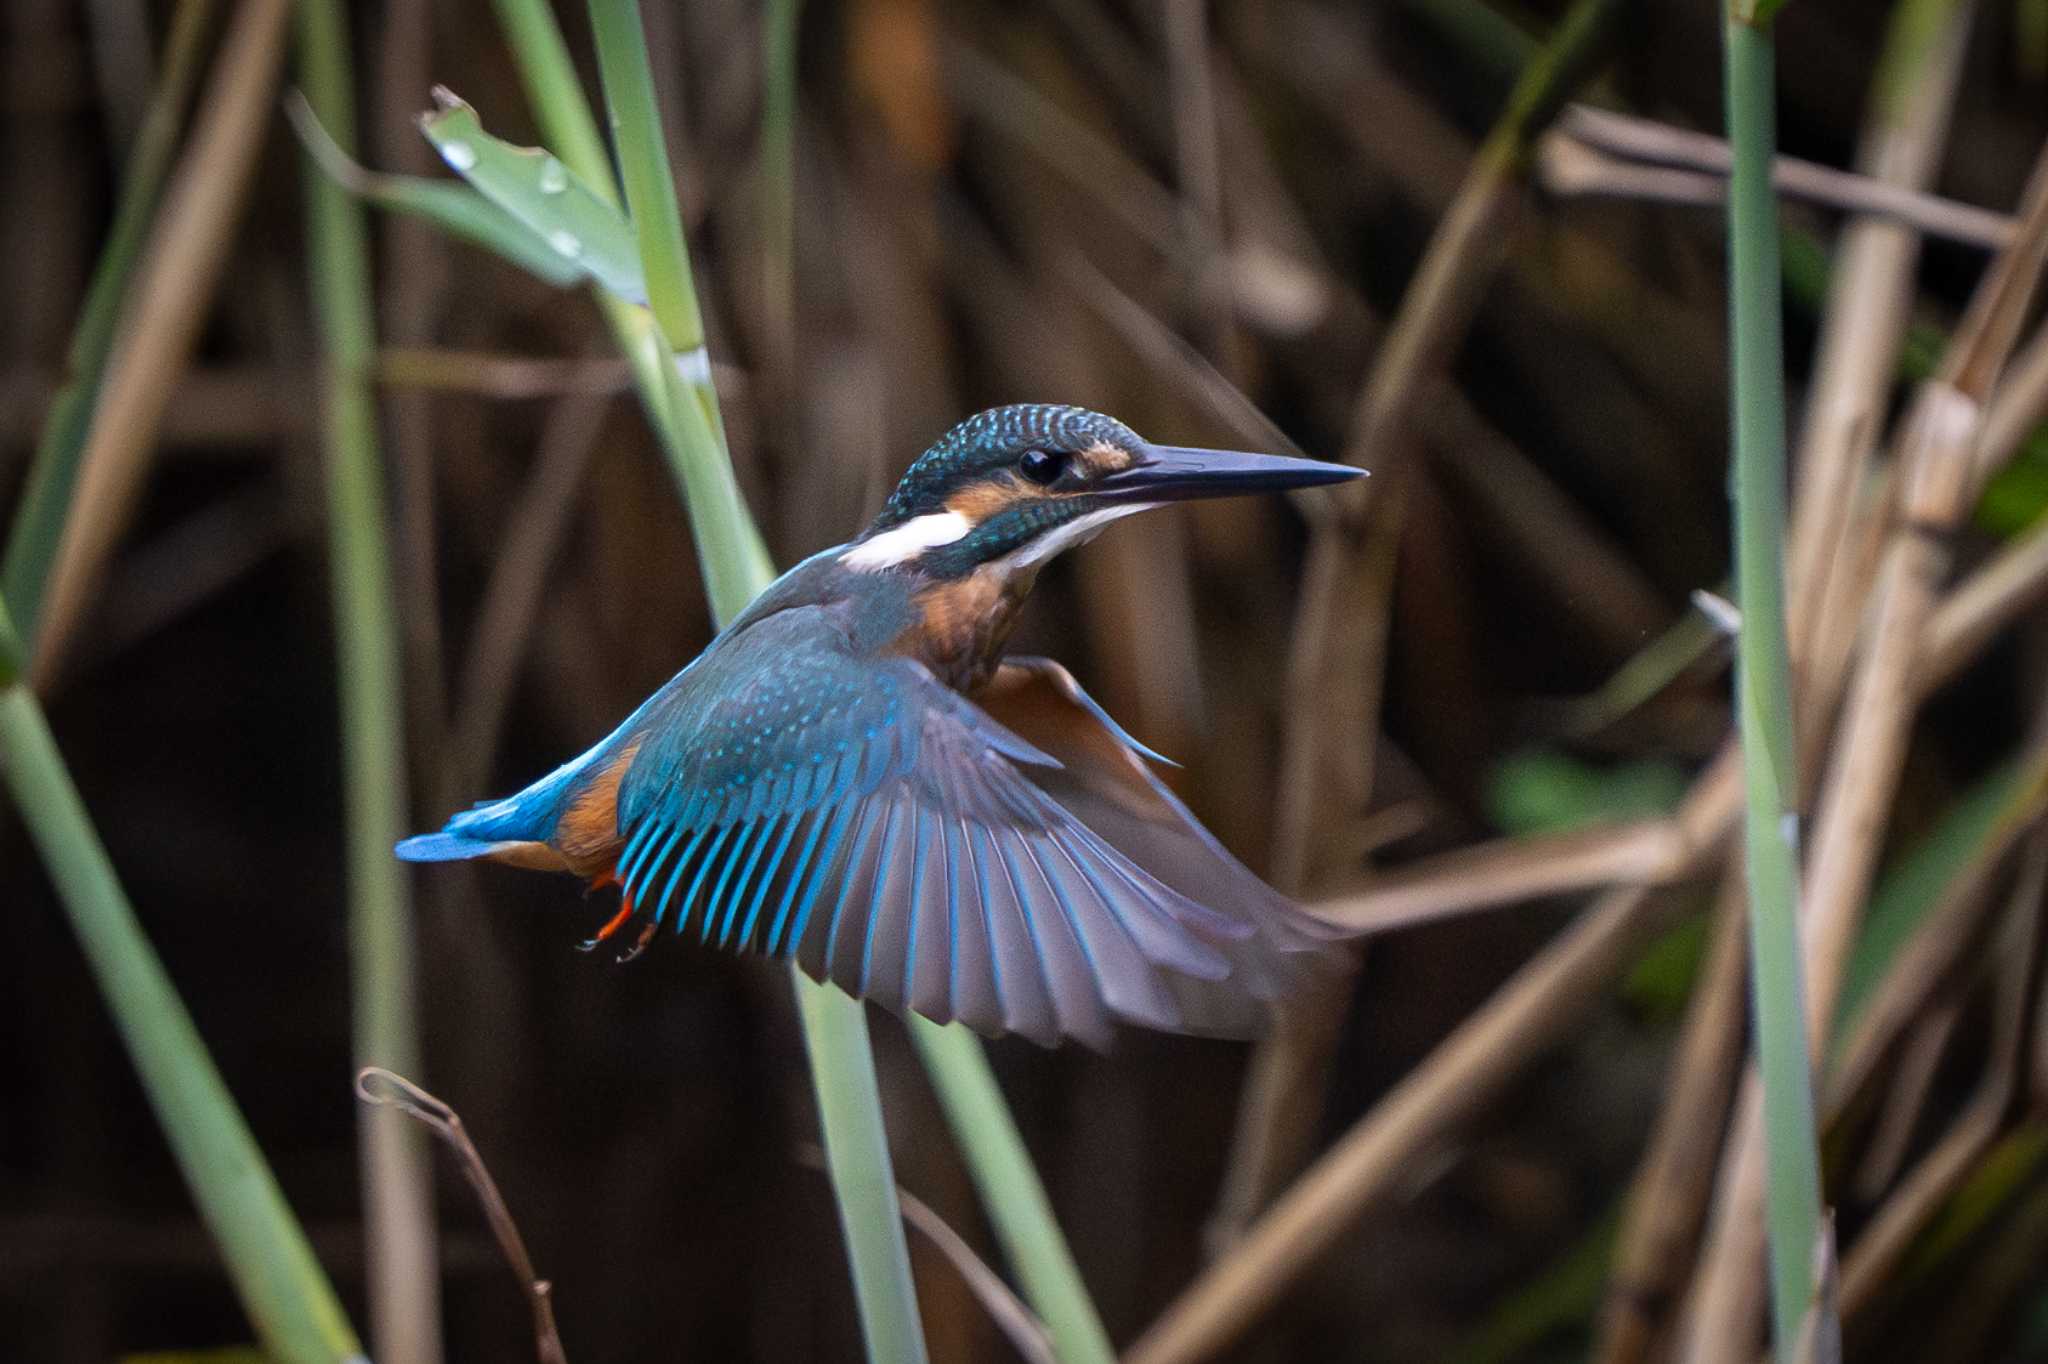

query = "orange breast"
[{"left": 897, "top": 569, "right": 1031, "bottom": 692}]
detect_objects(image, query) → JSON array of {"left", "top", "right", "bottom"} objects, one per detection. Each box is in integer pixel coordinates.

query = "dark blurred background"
[{"left": 5, "top": 0, "right": 2047, "bottom": 1359}]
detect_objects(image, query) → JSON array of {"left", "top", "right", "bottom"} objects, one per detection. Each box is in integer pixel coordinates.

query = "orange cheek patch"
[
  {"left": 944, "top": 480, "right": 1026, "bottom": 522},
  {"left": 1080, "top": 440, "right": 1135, "bottom": 475}
]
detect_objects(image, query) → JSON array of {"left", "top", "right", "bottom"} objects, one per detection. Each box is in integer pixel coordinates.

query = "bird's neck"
[{"left": 890, "top": 563, "right": 1038, "bottom": 693}]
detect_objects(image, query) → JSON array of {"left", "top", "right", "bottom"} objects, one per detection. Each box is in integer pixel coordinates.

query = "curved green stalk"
[
  {"left": 417, "top": 5, "right": 1105, "bottom": 1358},
  {"left": 579, "top": 9, "right": 917, "bottom": 1353},
  {"left": 0, "top": 602, "right": 360, "bottom": 1364},
  {"left": 1723, "top": 10, "right": 1826, "bottom": 1356},
  {"left": 912, "top": 1019, "right": 1115, "bottom": 1364}
]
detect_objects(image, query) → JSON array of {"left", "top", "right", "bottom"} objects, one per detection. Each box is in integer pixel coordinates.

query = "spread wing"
[
  {"left": 977, "top": 657, "right": 1349, "bottom": 1036},
  {"left": 609, "top": 607, "right": 1327, "bottom": 1047}
]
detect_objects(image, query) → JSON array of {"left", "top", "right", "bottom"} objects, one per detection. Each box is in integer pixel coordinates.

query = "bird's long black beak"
[{"left": 1096, "top": 445, "right": 1365, "bottom": 503}]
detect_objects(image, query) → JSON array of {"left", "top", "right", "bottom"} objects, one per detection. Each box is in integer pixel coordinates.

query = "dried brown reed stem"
[
  {"left": 1216, "top": 0, "right": 1631, "bottom": 1249},
  {"left": 1128, "top": 884, "right": 1685, "bottom": 1364},
  {"left": 1921, "top": 517, "right": 2048, "bottom": 682},
  {"left": 1314, "top": 818, "right": 1693, "bottom": 931},
  {"left": 1835, "top": 824, "right": 2048, "bottom": 1327},
  {"left": 1540, "top": 105, "right": 2011, "bottom": 250},
  {"left": 450, "top": 394, "right": 613, "bottom": 796},
  {"left": 1850, "top": 1000, "right": 1965, "bottom": 1200},
  {"left": 377, "top": 348, "right": 637, "bottom": 399},
  {"left": 1675, "top": 130, "right": 2048, "bottom": 1364},
  {"left": 1783, "top": 0, "right": 1972, "bottom": 680},
  {"left": 793, "top": 1143, "right": 1058, "bottom": 1364},
  {"left": 1163, "top": 0, "right": 1230, "bottom": 353},
  {"left": 32, "top": 0, "right": 289, "bottom": 689},
  {"left": 1594, "top": 865, "right": 1751, "bottom": 1364},
  {"left": 1211, "top": 491, "right": 1400, "bottom": 1250},
  {"left": 1978, "top": 322, "right": 2048, "bottom": 469},
  {"left": 1823, "top": 818, "right": 2023, "bottom": 1114},
  {"left": 1133, "top": 146, "right": 2048, "bottom": 1364},
  {"left": 357, "top": 1067, "right": 567, "bottom": 1364},
  {"left": 1273, "top": 519, "right": 2048, "bottom": 957}
]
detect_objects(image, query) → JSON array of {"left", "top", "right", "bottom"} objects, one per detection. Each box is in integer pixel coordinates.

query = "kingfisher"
[{"left": 398, "top": 404, "right": 1363, "bottom": 1047}]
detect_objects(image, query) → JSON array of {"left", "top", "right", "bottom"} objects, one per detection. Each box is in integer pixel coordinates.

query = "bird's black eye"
[{"left": 1018, "top": 449, "right": 1066, "bottom": 486}]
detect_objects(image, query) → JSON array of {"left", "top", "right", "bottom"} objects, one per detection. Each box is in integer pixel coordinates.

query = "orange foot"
[{"left": 577, "top": 897, "right": 634, "bottom": 953}]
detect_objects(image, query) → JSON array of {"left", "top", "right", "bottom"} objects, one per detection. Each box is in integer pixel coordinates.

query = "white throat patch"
[
  {"left": 840, "top": 510, "right": 973, "bottom": 570},
  {"left": 1002, "top": 503, "right": 1154, "bottom": 571}
]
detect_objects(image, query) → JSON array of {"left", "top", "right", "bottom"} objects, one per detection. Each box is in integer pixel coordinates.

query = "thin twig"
[
  {"left": 1539, "top": 104, "right": 2012, "bottom": 250},
  {"left": 377, "top": 347, "right": 636, "bottom": 398},
  {"left": 450, "top": 394, "right": 614, "bottom": 796},
  {"left": 31, "top": 0, "right": 290, "bottom": 690},
  {"left": 1593, "top": 864, "right": 1750, "bottom": 1364},
  {"left": 1313, "top": 819, "right": 1691, "bottom": 931},
  {"left": 357, "top": 1068, "right": 567, "bottom": 1364},
  {"left": 1127, "top": 884, "right": 1686, "bottom": 1364},
  {"left": 791, "top": 1145, "right": 1057, "bottom": 1364},
  {"left": 1836, "top": 824, "right": 2048, "bottom": 1325},
  {"left": 1213, "top": 0, "right": 1633, "bottom": 1253}
]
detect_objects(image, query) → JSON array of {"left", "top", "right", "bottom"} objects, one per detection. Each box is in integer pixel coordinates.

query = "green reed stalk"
[
  {"left": 580, "top": 3, "right": 924, "bottom": 1357},
  {"left": 0, "top": 602, "right": 361, "bottom": 1364},
  {"left": 443, "top": 5, "right": 1105, "bottom": 1356},
  {"left": 294, "top": 0, "right": 440, "bottom": 1357},
  {"left": 1723, "top": 6, "right": 1826, "bottom": 1355},
  {"left": 912, "top": 1019, "right": 1115, "bottom": 1363}
]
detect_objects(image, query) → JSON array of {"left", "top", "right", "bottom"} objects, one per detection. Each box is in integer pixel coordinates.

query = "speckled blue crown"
[{"left": 880, "top": 404, "right": 1142, "bottom": 525}]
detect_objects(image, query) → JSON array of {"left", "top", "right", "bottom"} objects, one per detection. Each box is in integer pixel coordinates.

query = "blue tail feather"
[{"left": 395, "top": 832, "right": 502, "bottom": 863}]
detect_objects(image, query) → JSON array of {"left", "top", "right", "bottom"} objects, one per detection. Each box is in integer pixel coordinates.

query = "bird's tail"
[
  {"left": 396, "top": 742, "right": 615, "bottom": 868},
  {"left": 394, "top": 830, "right": 499, "bottom": 862}
]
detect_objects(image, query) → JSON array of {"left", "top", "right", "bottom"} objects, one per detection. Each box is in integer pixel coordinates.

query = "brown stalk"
[
  {"left": 1976, "top": 320, "right": 2048, "bottom": 479},
  {"left": 357, "top": 1068, "right": 567, "bottom": 1364},
  {"left": 1823, "top": 850, "right": 2006, "bottom": 1117},
  {"left": 1246, "top": 0, "right": 1724, "bottom": 419},
  {"left": 1214, "top": 0, "right": 1632, "bottom": 1248},
  {"left": 31, "top": 0, "right": 290, "bottom": 689},
  {"left": 1266, "top": 520, "right": 2048, "bottom": 963},
  {"left": 1313, "top": 818, "right": 1692, "bottom": 932},
  {"left": 1836, "top": 824, "right": 2048, "bottom": 1325},
  {"left": 1849, "top": 1000, "right": 1965, "bottom": 1201},
  {"left": 449, "top": 394, "right": 614, "bottom": 797},
  {"left": 1921, "top": 517, "right": 2048, "bottom": 685},
  {"left": 1163, "top": 0, "right": 1231, "bottom": 355},
  {"left": 1127, "top": 884, "right": 1688, "bottom": 1364},
  {"left": 1593, "top": 863, "right": 1751, "bottom": 1364},
  {"left": 1539, "top": 105, "right": 2011, "bottom": 250},
  {"left": 1781, "top": 0, "right": 1973, "bottom": 686},
  {"left": 791, "top": 1144, "right": 1058, "bottom": 1364},
  {"left": 376, "top": 347, "right": 637, "bottom": 399},
  {"left": 1133, "top": 32, "right": 2048, "bottom": 1358}
]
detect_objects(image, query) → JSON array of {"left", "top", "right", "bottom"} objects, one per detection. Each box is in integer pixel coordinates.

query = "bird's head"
[{"left": 841, "top": 404, "right": 1363, "bottom": 579}]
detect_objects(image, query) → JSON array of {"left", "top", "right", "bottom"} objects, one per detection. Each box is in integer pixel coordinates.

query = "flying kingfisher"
[{"left": 399, "top": 404, "right": 1363, "bottom": 1047}]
